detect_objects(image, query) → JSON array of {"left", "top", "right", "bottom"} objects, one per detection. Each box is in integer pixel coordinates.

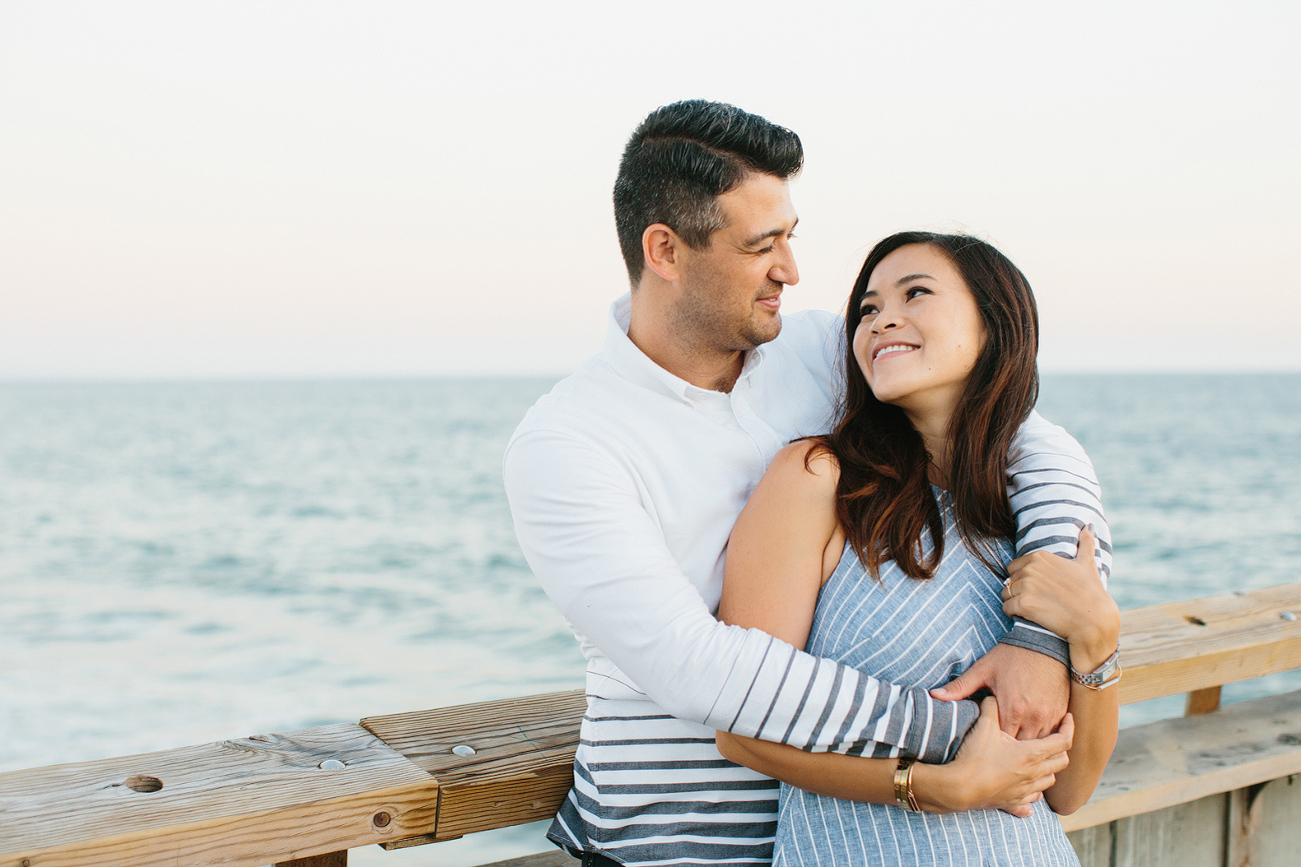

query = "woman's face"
[{"left": 852, "top": 244, "right": 987, "bottom": 417}]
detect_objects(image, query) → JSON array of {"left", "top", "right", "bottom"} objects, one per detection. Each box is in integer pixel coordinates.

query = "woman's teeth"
[{"left": 875, "top": 345, "right": 916, "bottom": 361}]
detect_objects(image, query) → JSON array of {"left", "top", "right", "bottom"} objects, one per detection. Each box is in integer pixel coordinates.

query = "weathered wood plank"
[
  {"left": 1066, "top": 822, "right": 1113, "bottom": 867},
  {"left": 1111, "top": 793, "right": 1226, "bottom": 867},
  {"left": 277, "top": 853, "right": 348, "bottom": 867},
  {"left": 1060, "top": 688, "right": 1301, "bottom": 832},
  {"left": 1118, "top": 582, "right": 1301, "bottom": 705},
  {"left": 362, "top": 691, "right": 585, "bottom": 776},
  {"left": 1242, "top": 775, "right": 1301, "bottom": 867},
  {"left": 0, "top": 724, "right": 440, "bottom": 867},
  {"left": 362, "top": 691, "right": 584, "bottom": 843},
  {"left": 1226, "top": 784, "right": 1265, "bottom": 867}
]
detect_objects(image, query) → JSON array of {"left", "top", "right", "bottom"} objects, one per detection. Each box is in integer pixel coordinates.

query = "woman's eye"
[
  {"left": 859, "top": 305, "right": 878, "bottom": 316},
  {"left": 906, "top": 287, "right": 931, "bottom": 299}
]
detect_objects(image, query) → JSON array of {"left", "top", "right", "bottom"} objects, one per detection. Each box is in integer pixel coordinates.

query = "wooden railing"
[{"left": 5, "top": 583, "right": 1301, "bottom": 867}]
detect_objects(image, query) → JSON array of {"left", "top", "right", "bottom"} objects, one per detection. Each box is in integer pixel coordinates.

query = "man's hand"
[
  {"left": 912, "top": 697, "right": 1073, "bottom": 817},
  {"left": 930, "top": 643, "right": 1069, "bottom": 739}
]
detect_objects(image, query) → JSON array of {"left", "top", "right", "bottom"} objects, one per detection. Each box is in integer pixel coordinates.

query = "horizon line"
[{"left": 2, "top": 367, "right": 1300, "bottom": 386}]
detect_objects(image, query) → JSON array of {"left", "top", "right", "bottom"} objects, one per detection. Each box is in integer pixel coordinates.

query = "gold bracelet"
[{"left": 894, "top": 758, "right": 922, "bottom": 812}]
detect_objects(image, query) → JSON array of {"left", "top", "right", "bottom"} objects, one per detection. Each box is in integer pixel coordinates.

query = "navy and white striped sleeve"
[{"left": 998, "top": 411, "right": 1113, "bottom": 664}]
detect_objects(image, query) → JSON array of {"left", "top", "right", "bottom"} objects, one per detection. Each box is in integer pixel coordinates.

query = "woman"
[{"left": 715, "top": 232, "right": 1119, "bottom": 865}]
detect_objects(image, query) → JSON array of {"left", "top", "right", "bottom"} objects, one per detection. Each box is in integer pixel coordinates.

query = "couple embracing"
[{"left": 503, "top": 100, "right": 1119, "bottom": 867}]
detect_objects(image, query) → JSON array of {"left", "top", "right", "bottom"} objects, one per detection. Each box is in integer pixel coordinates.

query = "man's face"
[{"left": 673, "top": 172, "right": 800, "bottom": 354}]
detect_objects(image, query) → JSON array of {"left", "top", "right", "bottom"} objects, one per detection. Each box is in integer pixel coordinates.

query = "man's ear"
[{"left": 642, "top": 223, "right": 684, "bottom": 283}]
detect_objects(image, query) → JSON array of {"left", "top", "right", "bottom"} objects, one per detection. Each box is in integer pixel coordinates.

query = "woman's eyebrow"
[{"left": 895, "top": 273, "right": 934, "bottom": 285}]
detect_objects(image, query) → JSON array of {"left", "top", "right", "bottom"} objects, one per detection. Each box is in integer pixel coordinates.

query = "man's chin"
[{"left": 746, "top": 312, "right": 782, "bottom": 348}]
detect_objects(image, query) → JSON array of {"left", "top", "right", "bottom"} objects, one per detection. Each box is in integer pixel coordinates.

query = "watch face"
[{"left": 1076, "top": 651, "right": 1120, "bottom": 685}]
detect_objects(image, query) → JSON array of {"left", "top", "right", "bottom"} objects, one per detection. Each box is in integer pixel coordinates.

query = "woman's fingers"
[
  {"left": 1076, "top": 524, "right": 1097, "bottom": 563},
  {"left": 951, "top": 699, "right": 1077, "bottom": 816},
  {"left": 1017, "top": 714, "right": 1073, "bottom": 766},
  {"left": 975, "top": 695, "right": 1002, "bottom": 730},
  {"left": 1058, "top": 711, "right": 1076, "bottom": 748}
]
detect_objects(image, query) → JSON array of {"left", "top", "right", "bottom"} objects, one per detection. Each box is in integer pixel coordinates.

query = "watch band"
[{"left": 1071, "top": 648, "right": 1122, "bottom": 690}]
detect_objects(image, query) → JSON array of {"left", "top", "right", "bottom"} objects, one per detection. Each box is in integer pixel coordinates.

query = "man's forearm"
[{"left": 708, "top": 629, "right": 979, "bottom": 762}]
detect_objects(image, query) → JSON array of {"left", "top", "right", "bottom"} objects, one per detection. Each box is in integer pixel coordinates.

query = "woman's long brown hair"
[{"left": 815, "top": 232, "right": 1040, "bottom": 580}]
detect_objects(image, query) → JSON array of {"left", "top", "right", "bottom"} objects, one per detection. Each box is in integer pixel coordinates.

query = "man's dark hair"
[{"left": 614, "top": 100, "right": 803, "bottom": 286}]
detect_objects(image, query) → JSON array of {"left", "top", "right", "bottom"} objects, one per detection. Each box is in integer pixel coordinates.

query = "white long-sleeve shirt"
[{"left": 503, "top": 295, "right": 1111, "bottom": 866}]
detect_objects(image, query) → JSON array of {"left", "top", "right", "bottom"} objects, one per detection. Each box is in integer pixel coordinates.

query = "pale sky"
[{"left": 2, "top": 0, "right": 1298, "bottom": 378}]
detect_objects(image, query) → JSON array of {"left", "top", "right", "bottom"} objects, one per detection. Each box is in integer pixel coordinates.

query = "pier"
[{"left": 5, "top": 583, "right": 1301, "bottom": 867}]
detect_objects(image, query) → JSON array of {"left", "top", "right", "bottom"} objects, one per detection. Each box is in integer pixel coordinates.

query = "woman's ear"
[{"left": 642, "top": 223, "right": 684, "bottom": 284}]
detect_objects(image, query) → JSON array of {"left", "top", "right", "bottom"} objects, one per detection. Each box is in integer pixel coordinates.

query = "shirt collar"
[{"left": 603, "top": 293, "right": 771, "bottom": 403}]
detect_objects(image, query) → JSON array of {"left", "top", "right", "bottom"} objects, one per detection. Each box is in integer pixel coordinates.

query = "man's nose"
[{"left": 771, "top": 243, "right": 799, "bottom": 286}]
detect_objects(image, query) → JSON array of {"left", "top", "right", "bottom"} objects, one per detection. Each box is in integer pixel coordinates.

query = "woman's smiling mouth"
[{"left": 872, "top": 342, "right": 919, "bottom": 363}]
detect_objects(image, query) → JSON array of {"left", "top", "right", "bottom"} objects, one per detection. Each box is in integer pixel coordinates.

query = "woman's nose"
[{"left": 871, "top": 306, "right": 902, "bottom": 332}]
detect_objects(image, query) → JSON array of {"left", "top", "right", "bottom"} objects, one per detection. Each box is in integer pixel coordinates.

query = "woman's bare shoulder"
[{"left": 763, "top": 439, "right": 841, "bottom": 500}]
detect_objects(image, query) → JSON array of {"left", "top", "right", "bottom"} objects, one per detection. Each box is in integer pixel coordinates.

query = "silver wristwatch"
[{"left": 1070, "top": 649, "right": 1121, "bottom": 690}]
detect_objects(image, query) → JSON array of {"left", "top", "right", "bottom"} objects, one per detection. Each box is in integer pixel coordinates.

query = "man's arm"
[
  {"left": 1002, "top": 411, "right": 1113, "bottom": 645},
  {"left": 932, "top": 411, "right": 1113, "bottom": 737},
  {"left": 503, "top": 427, "right": 978, "bottom": 762}
]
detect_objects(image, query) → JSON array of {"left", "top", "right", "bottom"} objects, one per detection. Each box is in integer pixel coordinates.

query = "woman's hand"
[
  {"left": 1002, "top": 526, "right": 1120, "bottom": 674},
  {"left": 913, "top": 697, "right": 1073, "bottom": 817}
]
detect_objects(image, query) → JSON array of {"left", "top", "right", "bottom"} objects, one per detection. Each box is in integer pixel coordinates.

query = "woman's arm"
[
  {"left": 1002, "top": 527, "right": 1120, "bottom": 814},
  {"left": 717, "top": 441, "right": 1071, "bottom": 815},
  {"left": 717, "top": 441, "right": 840, "bottom": 650},
  {"left": 717, "top": 697, "right": 1071, "bottom": 815}
]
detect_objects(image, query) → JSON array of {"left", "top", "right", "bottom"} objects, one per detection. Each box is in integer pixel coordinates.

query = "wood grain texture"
[
  {"left": 1111, "top": 794, "right": 1226, "bottom": 867},
  {"left": 1119, "top": 582, "right": 1301, "bottom": 705},
  {"left": 1240, "top": 775, "right": 1301, "bottom": 867},
  {"left": 1060, "top": 688, "right": 1301, "bottom": 832},
  {"left": 0, "top": 724, "right": 439, "bottom": 867},
  {"left": 277, "top": 853, "right": 348, "bottom": 867},
  {"left": 1066, "top": 822, "right": 1113, "bottom": 867},
  {"left": 1225, "top": 784, "right": 1265, "bottom": 867},
  {"left": 362, "top": 691, "right": 584, "bottom": 842}
]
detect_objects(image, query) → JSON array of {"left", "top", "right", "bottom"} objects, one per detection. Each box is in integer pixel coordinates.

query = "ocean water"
[{"left": 2, "top": 374, "right": 1299, "bottom": 865}]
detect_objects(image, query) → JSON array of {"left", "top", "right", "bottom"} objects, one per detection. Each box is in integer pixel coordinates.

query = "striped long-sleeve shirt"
[{"left": 503, "top": 295, "right": 1111, "bottom": 867}]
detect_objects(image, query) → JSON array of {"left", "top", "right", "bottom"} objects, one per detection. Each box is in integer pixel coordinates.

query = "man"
[{"left": 504, "top": 100, "right": 1110, "bottom": 867}]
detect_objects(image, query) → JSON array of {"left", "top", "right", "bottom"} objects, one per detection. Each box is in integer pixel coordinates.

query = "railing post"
[{"left": 1185, "top": 685, "right": 1221, "bottom": 716}]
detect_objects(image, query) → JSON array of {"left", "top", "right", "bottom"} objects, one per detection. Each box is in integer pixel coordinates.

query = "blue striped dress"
[{"left": 773, "top": 489, "right": 1081, "bottom": 867}]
